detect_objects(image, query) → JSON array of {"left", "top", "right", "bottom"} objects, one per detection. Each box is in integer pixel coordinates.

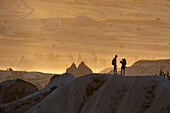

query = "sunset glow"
[{"left": 0, "top": 0, "right": 170, "bottom": 73}]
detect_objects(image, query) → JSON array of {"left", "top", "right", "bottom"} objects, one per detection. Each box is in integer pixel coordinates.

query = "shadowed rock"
[
  {"left": 0, "top": 73, "right": 75, "bottom": 113},
  {"left": 0, "top": 79, "right": 38, "bottom": 104}
]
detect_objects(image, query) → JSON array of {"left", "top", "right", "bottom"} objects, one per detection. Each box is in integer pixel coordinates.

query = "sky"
[{"left": 0, "top": 0, "right": 170, "bottom": 73}]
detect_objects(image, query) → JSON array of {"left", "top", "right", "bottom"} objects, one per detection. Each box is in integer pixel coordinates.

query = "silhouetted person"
[
  {"left": 120, "top": 58, "right": 126, "bottom": 76},
  {"left": 112, "top": 55, "right": 118, "bottom": 75}
]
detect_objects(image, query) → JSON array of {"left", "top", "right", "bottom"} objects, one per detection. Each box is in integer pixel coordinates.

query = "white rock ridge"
[{"left": 24, "top": 74, "right": 170, "bottom": 113}]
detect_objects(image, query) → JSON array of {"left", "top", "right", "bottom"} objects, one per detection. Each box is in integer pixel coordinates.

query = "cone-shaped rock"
[
  {"left": 66, "top": 63, "right": 78, "bottom": 77},
  {"left": 77, "top": 61, "right": 93, "bottom": 76},
  {"left": 66, "top": 62, "right": 93, "bottom": 77}
]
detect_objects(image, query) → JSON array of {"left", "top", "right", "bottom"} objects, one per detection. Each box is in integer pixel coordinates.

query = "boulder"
[{"left": 0, "top": 79, "right": 38, "bottom": 104}]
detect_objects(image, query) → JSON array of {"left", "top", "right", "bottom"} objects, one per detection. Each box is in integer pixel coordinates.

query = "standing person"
[
  {"left": 120, "top": 58, "right": 127, "bottom": 76},
  {"left": 112, "top": 55, "right": 118, "bottom": 74}
]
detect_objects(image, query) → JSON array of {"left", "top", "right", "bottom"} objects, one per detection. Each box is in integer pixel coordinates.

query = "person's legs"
[
  {"left": 121, "top": 68, "right": 125, "bottom": 76},
  {"left": 121, "top": 65, "right": 125, "bottom": 76},
  {"left": 114, "top": 65, "right": 117, "bottom": 74},
  {"left": 115, "top": 68, "right": 117, "bottom": 75},
  {"left": 123, "top": 69, "right": 125, "bottom": 76},
  {"left": 121, "top": 69, "right": 123, "bottom": 76}
]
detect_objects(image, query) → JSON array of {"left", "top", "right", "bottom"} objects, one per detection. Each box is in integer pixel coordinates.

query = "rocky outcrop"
[
  {"left": 24, "top": 74, "right": 109, "bottom": 113},
  {"left": 48, "top": 73, "right": 76, "bottom": 88},
  {"left": 24, "top": 74, "right": 170, "bottom": 113},
  {"left": 0, "top": 73, "right": 75, "bottom": 113},
  {"left": 0, "top": 79, "right": 38, "bottom": 104},
  {"left": 66, "top": 61, "right": 93, "bottom": 77}
]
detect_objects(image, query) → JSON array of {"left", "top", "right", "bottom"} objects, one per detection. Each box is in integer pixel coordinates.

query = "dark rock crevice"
[
  {"left": 110, "top": 87, "right": 128, "bottom": 113},
  {"left": 139, "top": 81, "right": 158, "bottom": 113},
  {"left": 78, "top": 76, "right": 106, "bottom": 113}
]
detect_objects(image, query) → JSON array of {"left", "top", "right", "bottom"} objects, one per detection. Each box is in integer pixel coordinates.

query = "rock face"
[
  {"left": 0, "top": 79, "right": 38, "bottom": 104},
  {"left": 25, "top": 74, "right": 170, "bottom": 113},
  {"left": 48, "top": 73, "right": 76, "bottom": 88},
  {"left": 66, "top": 61, "right": 93, "bottom": 77},
  {"left": 0, "top": 73, "right": 75, "bottom": 113}
]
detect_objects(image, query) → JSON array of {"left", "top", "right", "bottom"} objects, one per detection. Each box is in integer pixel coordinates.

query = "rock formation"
[
  {"left": 0, "top": 73, "right": 75, "bottom": 113},
  {"left": 24, "top": 74, "right": 170, "bottom": 113},
  {"left": 48, "top": 73, "right": 76, "bottom": 88},
  {"left": 66, "top": 63, "right": 78, "bottom": 77},
  {"left": 0, "top": 79, "right": 38, "bottom": 104},
  {"left": 66, "top": 61, "right": 93, "bottom": 77}
]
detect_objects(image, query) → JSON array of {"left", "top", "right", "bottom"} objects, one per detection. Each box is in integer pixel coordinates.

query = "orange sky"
[{"left": 0, "top": 0, "right": 170, "bottom": 73}]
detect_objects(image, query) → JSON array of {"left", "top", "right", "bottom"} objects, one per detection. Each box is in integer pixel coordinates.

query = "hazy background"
[{"left": 0, "top": 0, "right": 170, "bottom": 73}]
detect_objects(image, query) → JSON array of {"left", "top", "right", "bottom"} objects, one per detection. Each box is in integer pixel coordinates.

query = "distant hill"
[
  {"left": 126, "top": 59, "right": 170, "bottom": 76},
  {"left": 99, "top": 67, "right": 113, "bottom": 73},
  {"left": 100, "top": 59, "right": 170, "bottom": 76},
  {"left": 0, "top": 70, "right": 54, "bottom": 89}
]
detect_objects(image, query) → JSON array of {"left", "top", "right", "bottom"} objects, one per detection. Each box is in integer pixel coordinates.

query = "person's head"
[{"left": 115, "top": 55, "right": 118, "bottom": 58}]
